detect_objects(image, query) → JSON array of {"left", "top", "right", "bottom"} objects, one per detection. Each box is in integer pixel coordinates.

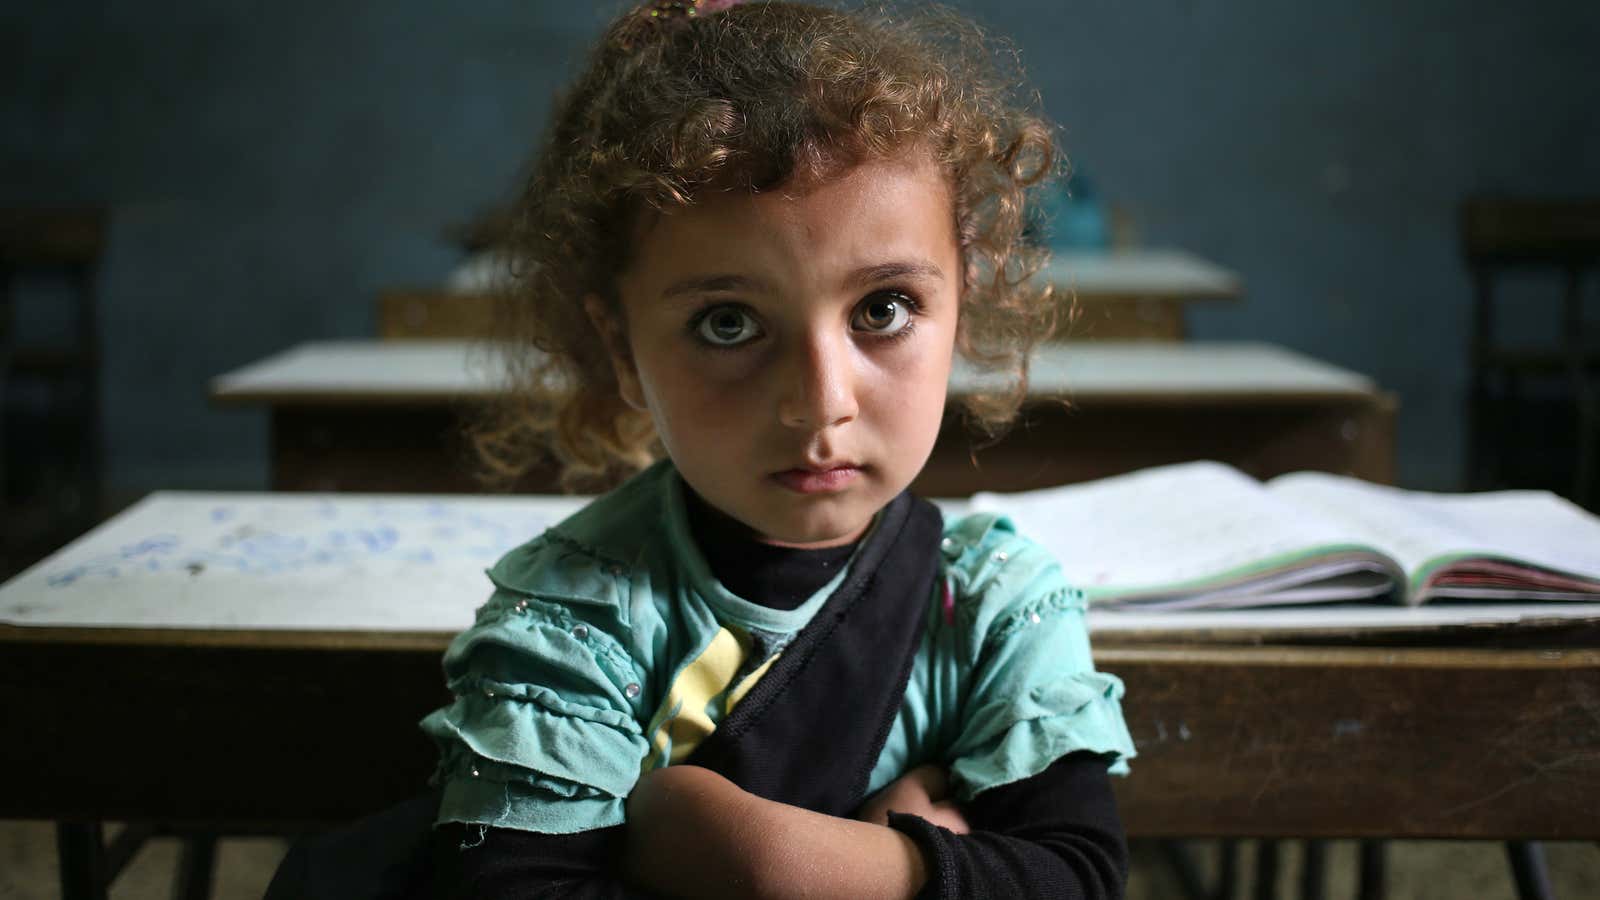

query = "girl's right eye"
[{"left": 693, "top": 305, "right": 762, "bottom": 347}]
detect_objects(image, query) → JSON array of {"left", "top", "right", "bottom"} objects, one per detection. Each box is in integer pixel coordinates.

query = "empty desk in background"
[
  {"left": 211, "top": 340, "right": 1396, "bottom": 496},
  {"left": 1043, "top": 249, "right": 1241, "bottom": 340},
  {"left": 3, "top": 490, "right": 1598, "bottom": 848}
]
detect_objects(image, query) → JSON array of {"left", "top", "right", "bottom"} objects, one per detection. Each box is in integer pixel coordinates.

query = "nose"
[{"left": 776, "top": 330, "right": 859, "bottom": 430}]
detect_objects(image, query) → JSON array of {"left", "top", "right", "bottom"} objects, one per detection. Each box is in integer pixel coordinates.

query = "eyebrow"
[
  {"left": 659, "top": 273, "right": 773, "bottom": 302},
  {"left": 659, "top": 260, "right": 946, "bottom": 302},
  {"left": 846, "top": 260, "right": 947, "bottom": 287}
]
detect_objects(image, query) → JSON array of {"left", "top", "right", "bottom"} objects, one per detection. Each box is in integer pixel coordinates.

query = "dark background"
[{"left": 4, "top": 0, "right": 1598, "bottom": 498}]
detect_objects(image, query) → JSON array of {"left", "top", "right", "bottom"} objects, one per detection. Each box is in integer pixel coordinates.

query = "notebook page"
[
  {"left": 1429, "top": 588, "right": 1600, "bottom": 601},
  {"left": 1398, "top": 490, "right": 1600, "bottom": 580},
  {"left": 1265, "top": 474, "right": 1473, "bottom": 579},
  {"left": 1151, "top": 561, "right": 1394, "bottom": 609},
  {"left": 969, "top": 461, "right": 1385, "bottom": 598},
  {"left": 1267, "top": 473, "right": 1600, "bottom": 586},
  {"left": 1087, "top": 602, "right": 1600, "bottom": 635}
]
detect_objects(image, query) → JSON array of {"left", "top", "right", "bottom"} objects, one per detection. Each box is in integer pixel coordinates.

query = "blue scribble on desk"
[
  {"left": 44, "top": 501, "right": 561, "bottom": 588},
  {"left": 47, "top": 534, "right": 182, "bottom": 587}
]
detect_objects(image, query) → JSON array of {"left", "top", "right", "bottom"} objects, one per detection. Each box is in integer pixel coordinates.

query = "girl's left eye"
[{"left": 852, "top": 291, "right": 915, "bottom": 334}]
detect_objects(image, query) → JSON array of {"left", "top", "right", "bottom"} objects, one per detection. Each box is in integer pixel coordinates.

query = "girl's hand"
[{"left": 855, "top": 764, "right": 971, "bottom": 834}]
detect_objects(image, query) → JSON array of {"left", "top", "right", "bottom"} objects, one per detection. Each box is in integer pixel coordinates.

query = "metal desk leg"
[
  {"left": 1357, "top": 840, "right": 1385, "bottom": 900},
  {"left": 56, "top": 821, "right": 107, "bottom": 900},
  {"left": 175, "top": 836, "right": 219, "bottom": 900},
  {"left": 1214, "top": 839, "right": 1239, "bottom": 900},
  {"left": 1298, "top": 839, "right": 1326, "bottom": 900},
  {"left": 1506, "top": 841, "right": 1555, "bottom": 900},
  {"left": 1253, "top": 840, "right": 1280, "bottom": 900},
  {"left": 1156, "top": 840, "right": 1211, "bottom": 900}
]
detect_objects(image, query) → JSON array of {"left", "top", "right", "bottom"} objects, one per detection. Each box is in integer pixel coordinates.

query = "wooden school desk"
[
  {"left": 1043, "top": 249, "right": 1241, "bottom": 340},
  {"left": 210, "top": 340, "right": 1396, "bottom": 496},
  {"left": 3, "top": 490, "right": 1598, "bottom": 868},
  {"left": 387, "top": 248, "right": 1242, "bottom": 342}
]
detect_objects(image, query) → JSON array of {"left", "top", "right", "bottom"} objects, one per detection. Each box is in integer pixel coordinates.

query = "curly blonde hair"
[{"left": 473, "top": 0, "right": 1062, "bottom": 491}]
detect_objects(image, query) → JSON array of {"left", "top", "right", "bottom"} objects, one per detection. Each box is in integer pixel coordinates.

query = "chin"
[{"left": 758, "top": 503, "right": 876, "bottom": 548}]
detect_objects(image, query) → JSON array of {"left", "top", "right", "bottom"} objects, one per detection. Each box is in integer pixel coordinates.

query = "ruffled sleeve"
[
  {"left": 942, "top": 515, "right": 1136, "bottom": 802},
  {"left": 420, "top": 541, "right": 651, "bottom": 835}
]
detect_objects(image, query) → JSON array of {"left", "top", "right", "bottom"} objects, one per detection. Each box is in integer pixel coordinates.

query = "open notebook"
[{"left": 970, "top": 461, "right": 1600, "bottom": 609}]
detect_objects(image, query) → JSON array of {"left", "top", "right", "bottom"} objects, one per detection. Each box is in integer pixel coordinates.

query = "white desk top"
[
  {"left": 212, "top": 340, "right": 1376, "bottom": 405},
  {"left": 0, "top": 491, "right": 584, "bottom": 632},
  {"left": 5, "top": 491, "right": 1595, "bottom": 636},
  {"left": 212, "top": 340, "right": 500, "bottom": 402},
  {"left": 448, "top": 248, "right": 1242, "bottom": 303},
  {"left": 957, "top": 341, "right": 1375, "bottom": 401},
  {"left": 1043, "top": 249, "right": 1241, "bottom": 300}
]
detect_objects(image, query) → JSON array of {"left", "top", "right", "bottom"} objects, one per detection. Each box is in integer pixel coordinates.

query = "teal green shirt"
[{"left": 420, "top": 461, "right": 1135, "bottom": 834}]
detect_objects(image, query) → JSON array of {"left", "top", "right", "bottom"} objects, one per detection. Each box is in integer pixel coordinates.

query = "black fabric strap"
[{"left": 684, "top": 490, "right": 944, "bottom": 815}]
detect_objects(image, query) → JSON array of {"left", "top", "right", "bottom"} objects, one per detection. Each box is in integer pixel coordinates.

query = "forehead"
[{"left": 619, "top": 155, "right": 958, "bottom": 295}]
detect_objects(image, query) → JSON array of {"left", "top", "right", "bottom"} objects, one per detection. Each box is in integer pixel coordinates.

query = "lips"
[{"left": 772, "top": 465, "right": 861, "bottom": 494}]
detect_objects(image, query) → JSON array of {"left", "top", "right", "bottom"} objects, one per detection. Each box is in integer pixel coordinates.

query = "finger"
[{"left": 906, "top": 764, "right": 950, "bottom": 800}]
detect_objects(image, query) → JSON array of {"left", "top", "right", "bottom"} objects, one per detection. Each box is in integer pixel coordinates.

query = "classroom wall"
[{"left": 4, "top": 0, "right": 1597, "bottom": 494}]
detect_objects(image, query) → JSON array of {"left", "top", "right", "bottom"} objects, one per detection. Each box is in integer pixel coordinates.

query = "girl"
[{"left": 425, "top": 1, "right": 1136, "bottom": 896}]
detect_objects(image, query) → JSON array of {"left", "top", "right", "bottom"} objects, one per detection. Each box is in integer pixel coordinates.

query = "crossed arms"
[{"left": 437, "top": 753, "right": 1125, "bottom": 899}]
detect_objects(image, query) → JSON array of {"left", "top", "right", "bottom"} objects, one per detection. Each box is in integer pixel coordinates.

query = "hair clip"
[
  {"left": 647, "top": 0, "right": 696, "bottom": 17},
  {"left": 619, "top": 0, "right": 743, "bottom": 50},
  {"left": 645, "top": 0, "right": 743, "bottom": 19}
]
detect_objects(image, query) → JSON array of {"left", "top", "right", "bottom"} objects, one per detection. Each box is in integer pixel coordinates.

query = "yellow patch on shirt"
[
  {"left": 642, "top": 626, "right": 763, "bottom": 771},
  {"left": 725, "top": 652, "right": 778, "bottom": 711}
]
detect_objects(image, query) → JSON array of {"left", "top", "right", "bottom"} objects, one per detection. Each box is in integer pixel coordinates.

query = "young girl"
[{"left": 424, "top": 1, "right": 1136, "bottom": 896}]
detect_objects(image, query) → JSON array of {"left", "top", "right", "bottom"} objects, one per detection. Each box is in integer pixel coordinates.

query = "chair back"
[
  {"left": 1460, "top": 196, "right": 1600, "bottom": 505},
  {"left": 1462, "top": 197, "right": 1600, "bottom": 268}
]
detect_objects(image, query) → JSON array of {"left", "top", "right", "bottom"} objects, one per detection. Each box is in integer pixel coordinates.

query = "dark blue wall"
[{"left": 5, "top": 1, "right": 1597, "bottom": 493}]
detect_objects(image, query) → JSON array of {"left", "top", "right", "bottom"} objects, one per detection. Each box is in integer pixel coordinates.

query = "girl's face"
[{"left": 596, "top": 156, "right": 960, "bottom": 547}]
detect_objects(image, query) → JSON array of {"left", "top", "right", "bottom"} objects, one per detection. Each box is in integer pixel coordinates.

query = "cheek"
[
  {"left": 874, "top": 334, "right": 954, "bottom": 409},
  {"left": 902, "top": 369, "right": 952, "bottom": 430},
  {"left": 635, "top": 351, "right": 762, "bottom": 434}
]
